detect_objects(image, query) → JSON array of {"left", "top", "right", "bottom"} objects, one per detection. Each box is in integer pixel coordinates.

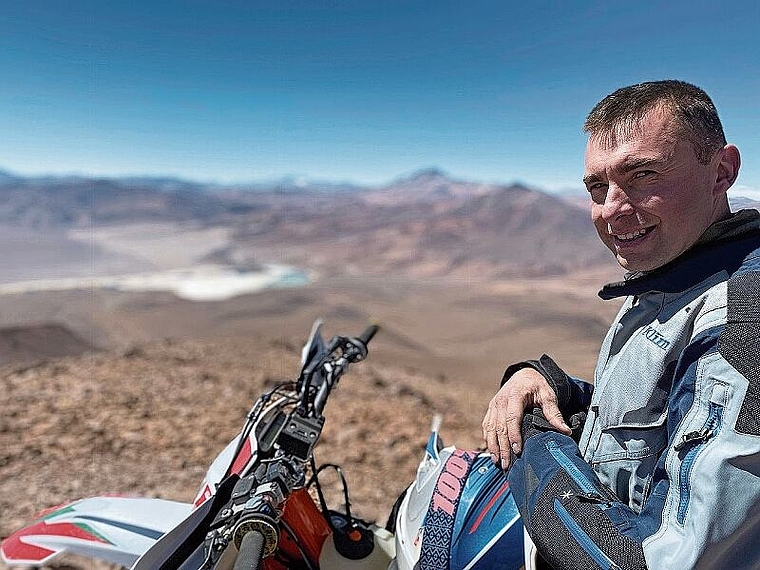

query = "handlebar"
[
  {"left": 301, "top": 324, "right": 380, "bottom": 416},
  {"left": 232, "top": 530, "right": 265, "bottom": 570},
  {"left": 357, "top": 324, "right": 379, "bottom": 346},
  {"left": 208, "top": 321, "right": 379, "bottom": 568}
]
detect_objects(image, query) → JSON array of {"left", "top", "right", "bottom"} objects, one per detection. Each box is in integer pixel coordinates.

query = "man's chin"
[
  {"left": 615, "top": 254, "right": 657, "bottom": 273},
  {"left": 601, "top": 243, "right": 651, "bottom": 272}
]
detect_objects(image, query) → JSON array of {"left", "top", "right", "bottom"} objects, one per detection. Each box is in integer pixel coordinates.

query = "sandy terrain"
[
  {"left": 0, "top": 268, "right": 624, "bottom": 569},
  {"left": 0, "top": 216, "right": 625, "bottom": 569}
]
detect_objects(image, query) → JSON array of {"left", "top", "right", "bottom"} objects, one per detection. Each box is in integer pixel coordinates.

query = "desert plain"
[{"left": 0, "top": 171, "right": 624, "bottom": 569}]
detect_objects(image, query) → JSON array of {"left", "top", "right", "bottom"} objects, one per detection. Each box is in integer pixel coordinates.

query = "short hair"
[{"left": 583, "top": 80, "right": 727, "bottom": 163}]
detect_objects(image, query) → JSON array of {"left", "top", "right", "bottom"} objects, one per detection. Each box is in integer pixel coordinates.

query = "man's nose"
[{"left": 602, "top": 183, "right": 634, "bottom": 222}]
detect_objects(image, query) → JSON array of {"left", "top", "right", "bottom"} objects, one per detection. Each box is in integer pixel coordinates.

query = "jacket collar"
[{"left": 599, "top": 209, "right": 760, "bottom": 300}]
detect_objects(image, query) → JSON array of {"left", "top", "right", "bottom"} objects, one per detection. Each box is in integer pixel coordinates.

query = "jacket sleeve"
[
  {"left": 508, "top": 429, "right": 648, "bottom": 569},
  {"left": 508, "top": 307, "right": 760, "bottom": 569},
  {"left": 501, "top": 354, "right": 594, "bottom": 417}
]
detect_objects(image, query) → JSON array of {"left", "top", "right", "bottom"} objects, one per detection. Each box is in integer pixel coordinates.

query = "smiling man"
[
  {"left": 584, "top": 93, "right": 739, "bottom": 273},
  {"left": 482, "top": 81, "right": 760, "bottom": 569}
]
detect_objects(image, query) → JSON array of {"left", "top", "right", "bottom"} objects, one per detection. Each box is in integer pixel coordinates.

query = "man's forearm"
[{"left": 508, "top": 430, "right": 647, "bottom": 570}]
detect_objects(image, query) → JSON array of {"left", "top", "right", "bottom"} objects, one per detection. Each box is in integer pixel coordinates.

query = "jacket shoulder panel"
[{"left": 718, "top": 268, "right": 760, "bottom": 436}]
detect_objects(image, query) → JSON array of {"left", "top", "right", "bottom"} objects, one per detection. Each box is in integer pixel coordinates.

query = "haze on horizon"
[{"left": 1, "top": 1, "right": 758, "bottom": 193}]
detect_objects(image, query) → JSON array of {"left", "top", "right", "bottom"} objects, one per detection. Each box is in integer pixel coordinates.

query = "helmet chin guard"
[{"left": 394, "top": 441, "right": 524, "bottom": 569}]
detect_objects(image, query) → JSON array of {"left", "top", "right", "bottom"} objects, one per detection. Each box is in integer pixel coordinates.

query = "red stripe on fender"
[
  {"left": 230, "top": 437, "right": 253, "bottom": 475},
  {"left": 1, "top": 530, "right": 56, "bottom": 563},
  {"left": 468, "top": 481, "right": 510, "bottom": 534},
  {"left": 1, "top": 520, "right": 109, "bottom": 563},
  {"left": 194, "top": 484, "right": 213, "bottom": 508}
]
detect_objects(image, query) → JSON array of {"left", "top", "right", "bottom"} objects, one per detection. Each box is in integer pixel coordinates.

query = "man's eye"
[
  {"left": 586, "top": 183, "right": 607, "bottom": 203},
  {"left": 633, "top": 170, "right": 654, "bottom": 179}
]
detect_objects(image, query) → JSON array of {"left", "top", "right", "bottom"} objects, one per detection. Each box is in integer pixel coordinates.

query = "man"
[{"left": 482, "top": 80, "right": 760, "bottom": 569}]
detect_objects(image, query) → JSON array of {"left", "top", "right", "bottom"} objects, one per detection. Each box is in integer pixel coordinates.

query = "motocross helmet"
[{"left": 391, "top": 420, "right": 524, "bottom": 570}]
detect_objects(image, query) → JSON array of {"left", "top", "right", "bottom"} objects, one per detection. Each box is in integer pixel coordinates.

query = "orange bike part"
[{"left": 263, "top": 488, "right": 332, "bottom": 569}]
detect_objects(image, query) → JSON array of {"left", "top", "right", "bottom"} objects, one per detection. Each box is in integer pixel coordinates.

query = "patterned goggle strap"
[{"left": 418, "top": 449, "right": 479, "bottom": 570}]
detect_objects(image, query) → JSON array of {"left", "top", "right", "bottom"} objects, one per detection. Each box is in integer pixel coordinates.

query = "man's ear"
[{"left": 714, "top": 144, "right": 741, "bottom": 197}]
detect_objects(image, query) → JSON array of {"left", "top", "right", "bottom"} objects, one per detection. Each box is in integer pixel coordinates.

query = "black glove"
[
  {"left": 501, "top": 354, "right": 573, "bottom": 411},
  {"left": 503, "top": 354, "right": 587, "bottom": 443},
  {"left": 521, "top": 408, "right": 587, "bottom": 443}
]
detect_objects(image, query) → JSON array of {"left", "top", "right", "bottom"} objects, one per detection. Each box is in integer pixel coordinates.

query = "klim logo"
[{"left": 642, "top": 325, "right": 670, "bottom": 350}]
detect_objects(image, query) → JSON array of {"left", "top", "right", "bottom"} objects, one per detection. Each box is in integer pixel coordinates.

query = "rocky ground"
[{"left": 0, "top": 333, "right": 485, "bottom": 569}]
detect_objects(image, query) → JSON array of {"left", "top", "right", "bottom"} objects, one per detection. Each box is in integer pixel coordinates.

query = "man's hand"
[{"left": 482, "top": 367, "right": 572, "bottom": 470}]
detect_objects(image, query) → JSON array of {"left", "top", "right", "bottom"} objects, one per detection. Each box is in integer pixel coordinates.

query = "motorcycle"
[{"left": 1, "top": 320, "right": 529, "bottom": 569}]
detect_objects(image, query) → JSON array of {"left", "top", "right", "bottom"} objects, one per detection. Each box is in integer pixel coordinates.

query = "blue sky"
[{"left": 1, "top": 1, "right": 758, "bottom": 192}]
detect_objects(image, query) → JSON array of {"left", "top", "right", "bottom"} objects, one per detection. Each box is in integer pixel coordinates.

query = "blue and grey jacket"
[{"left": 507, "top": 210, "right": 760, "bottom": 569}]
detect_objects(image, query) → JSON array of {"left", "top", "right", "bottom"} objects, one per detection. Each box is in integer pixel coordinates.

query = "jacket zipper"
[
  {"left": 579, "top": 405, "right": 599, "bottom": 458},
  {"left": 545, "top": 439, "right": 603, "bottom": 498},
  {"left": 675, "top": 401, "right": 724, "bottom": 525},
  {"left": 553, "top": 498, "right": 621, "bottom": 570}
]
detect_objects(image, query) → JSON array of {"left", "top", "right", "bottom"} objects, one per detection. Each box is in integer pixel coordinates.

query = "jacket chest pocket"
[{"left": 589, "top": 415, "right": 668, "bottom": 512}]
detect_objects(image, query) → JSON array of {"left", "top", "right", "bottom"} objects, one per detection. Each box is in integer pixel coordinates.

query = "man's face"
[{"left": 583, "top": 108, "right": 722, "bottom": 272}]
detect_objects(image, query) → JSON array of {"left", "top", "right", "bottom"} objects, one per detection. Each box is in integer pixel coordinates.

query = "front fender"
[{"left": 1, "top": 496, "right": 191, "bottom": 567}]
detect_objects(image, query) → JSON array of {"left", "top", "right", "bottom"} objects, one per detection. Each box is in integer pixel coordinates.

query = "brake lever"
[{"left": 297, "top": 326, "right": 380, "bottom": 415}]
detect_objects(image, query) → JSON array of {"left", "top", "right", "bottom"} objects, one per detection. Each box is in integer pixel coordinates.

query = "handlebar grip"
[
  {"left": 233, "top": 530, "right": 266, "bottom": 570},
  {"left": 358, "top": 324, "right": 380, "bottom": 345}
]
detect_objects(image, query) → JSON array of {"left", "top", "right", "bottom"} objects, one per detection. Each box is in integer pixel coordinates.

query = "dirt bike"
[{"left": 1, "top": 320, "right": 529, "bottom": 569}]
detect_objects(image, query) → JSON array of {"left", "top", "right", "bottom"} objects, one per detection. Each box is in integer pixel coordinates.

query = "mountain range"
[{"left": 8, "top": 166, "right": 756, "bottom": 280}]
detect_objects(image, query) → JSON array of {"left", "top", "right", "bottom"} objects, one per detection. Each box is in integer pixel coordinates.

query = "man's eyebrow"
[
  {"left": 617, "top": 156, "right": 664, "bottom": 173},
  {"left": 583, "top": 156, "right": 667, "bottom": 185},
  {"left": 582, "top": 173, "right": 603, "bottom": 185}
]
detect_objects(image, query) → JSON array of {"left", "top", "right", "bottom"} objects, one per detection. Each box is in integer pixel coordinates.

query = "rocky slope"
[{"left": 0, "top": 334, "right": 485, "bottom": 569}]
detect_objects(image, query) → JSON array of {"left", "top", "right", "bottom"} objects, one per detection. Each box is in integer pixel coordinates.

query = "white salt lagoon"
[{"left": 0, "top": 263, "right": 310, "bottom": 301}]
